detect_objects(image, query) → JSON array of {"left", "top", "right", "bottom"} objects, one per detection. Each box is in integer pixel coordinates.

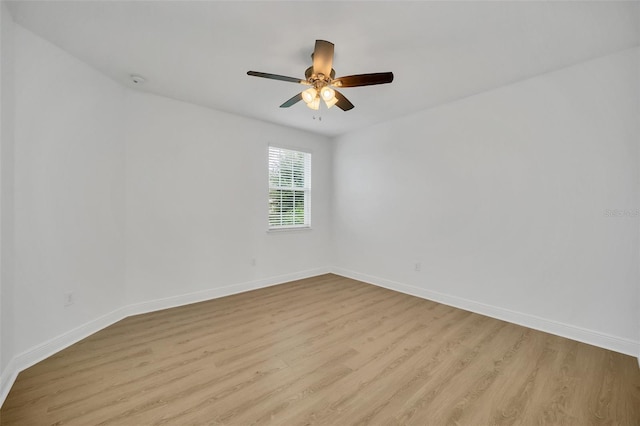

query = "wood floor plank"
[{"left": 1, "top": 274, "right": 638, "bottom": 425}]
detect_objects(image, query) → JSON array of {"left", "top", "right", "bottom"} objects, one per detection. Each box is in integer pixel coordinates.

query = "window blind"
[{"left": 268, "top": 146, "right": 311, "bottom": 229}]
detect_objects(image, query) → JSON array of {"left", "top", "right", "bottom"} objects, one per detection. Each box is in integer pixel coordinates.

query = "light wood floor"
[{"left": 1, "top": 274, "right": 639, "bottom": 425}]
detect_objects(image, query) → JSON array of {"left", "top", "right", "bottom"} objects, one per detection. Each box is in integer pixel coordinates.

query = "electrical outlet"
[
  {"left": 64, "top": 292, "right": 74, "bottom": 307},
  {"left": 414, "top": 262, "right": 421, "bottom": 272}
]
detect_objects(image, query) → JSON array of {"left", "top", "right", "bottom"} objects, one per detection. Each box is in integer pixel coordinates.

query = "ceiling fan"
[{"left": 247, "top": 40, "right": 393, "bottom": 111}]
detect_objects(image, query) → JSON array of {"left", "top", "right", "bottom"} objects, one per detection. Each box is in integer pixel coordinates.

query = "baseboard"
[
  {"left": 0, "top": 267, "right": 331, "bottom": 408},
  {"left": 0, "top": 358, "right": 19, "bottom": 411},
  {"left": 331, "top": 267, "right": 640, "bottom": 358},
  {"left": 123, "top": 267, "right": 332, "bottom": 317}
]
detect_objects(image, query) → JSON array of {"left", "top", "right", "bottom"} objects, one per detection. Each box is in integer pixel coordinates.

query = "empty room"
[{"left": 0, "top": 1, "right": 639, "bottom": 425}]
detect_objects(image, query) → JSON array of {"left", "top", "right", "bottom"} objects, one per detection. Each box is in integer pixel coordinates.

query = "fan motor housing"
[{"left": 305, "top": 66, "right": 335, "bottom": 83}]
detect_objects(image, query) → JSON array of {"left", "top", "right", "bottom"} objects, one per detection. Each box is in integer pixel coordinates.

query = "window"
[{"left": 268, "top": 146, "right": 311, "bottom": 229}]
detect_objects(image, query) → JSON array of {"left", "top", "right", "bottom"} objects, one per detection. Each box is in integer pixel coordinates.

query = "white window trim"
[{"left": 266, "top": 226, "right": 312, "bottom": 234}]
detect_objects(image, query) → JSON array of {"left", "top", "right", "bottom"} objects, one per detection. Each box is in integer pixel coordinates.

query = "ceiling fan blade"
[
  {"left": 247, "top": 71, "right": 306, "bottom": 84},
  {"left": 280, "top": 93, "right": 303, "bottom": 108},
  {"left": 333, "top": 72, "right": 394, "bottom": 88},
  {"left": 334, "top": 90, "right": 354, "bottom": 111},
  {"left": 312, "top": 40, "right": 334, "bottom": 78}
]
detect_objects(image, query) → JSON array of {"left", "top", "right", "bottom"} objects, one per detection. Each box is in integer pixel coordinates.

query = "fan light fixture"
[{"left": 301, "top": 86, "right": 337, "bottom": 110}]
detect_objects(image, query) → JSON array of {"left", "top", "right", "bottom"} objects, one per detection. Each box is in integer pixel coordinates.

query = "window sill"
[{"left": 267, "top": 226, "right": 312, "bottom": 233}]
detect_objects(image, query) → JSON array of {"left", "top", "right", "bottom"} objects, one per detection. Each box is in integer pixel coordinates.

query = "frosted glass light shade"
[
  {"left": 306, "top": 96, "right": 320, "bottom": 110},
  {"left": 302, "top": 88, "right": 317, "bottom": 104},
  {"left": 320, "top": 87, "right": 335, "bottom": 101}
]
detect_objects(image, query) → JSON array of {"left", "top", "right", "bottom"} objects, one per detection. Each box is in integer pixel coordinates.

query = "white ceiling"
[{"left": 7, "top": 1, "right": 640, "bottom": 137}]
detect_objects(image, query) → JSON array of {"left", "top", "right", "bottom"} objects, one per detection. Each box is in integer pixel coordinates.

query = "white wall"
[
  {"left": 124, "top": 91, "right": 332, "bottom": 305},
  {"left": 0, "top": 0, "right": 16, "bottom": 382},
  {"left": 333, "top": 48, "right": 640, "bottom": 355},
  {"left": 12, "top": 25, "right": 127, "bottom": 357}
]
